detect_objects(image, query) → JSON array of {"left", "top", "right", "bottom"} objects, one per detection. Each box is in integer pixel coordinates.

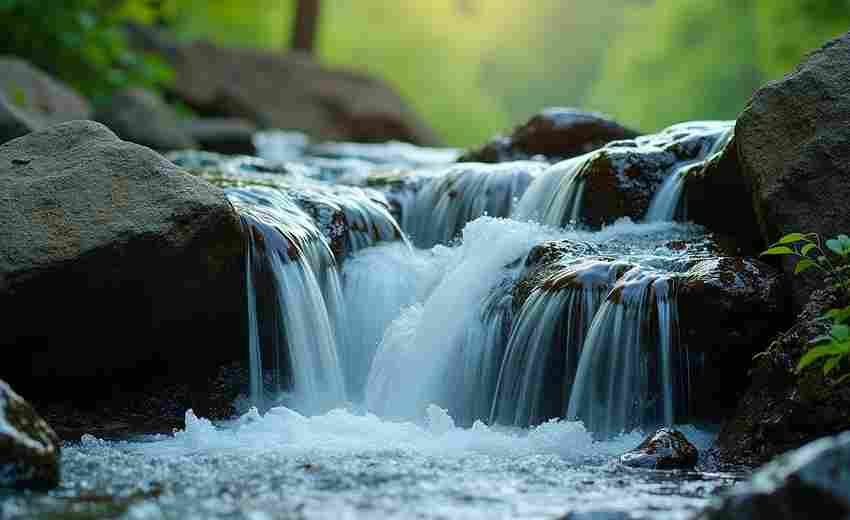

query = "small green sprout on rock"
[{"left": 762, "top": 232, "right": 850, "bottom": 382}]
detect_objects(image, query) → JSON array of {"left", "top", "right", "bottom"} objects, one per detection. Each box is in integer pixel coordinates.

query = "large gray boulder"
[
  {"left": 0, "top": 121, "right": 246, "bottom": 402},
  {"left": 94, "top": 88, "right": 197, "bottom": 151},
  {"left": 697, "top": 431, "right": 850, "bottom": 520},
  {"left": 737, "top": 31, "right": 850, "bottom": 309},
  {"left": 0, "top": 57, "right": 92, "bottom": 144},
  {"left": 0, "top": 380, "right": 60, "bottom": 490},
  {"left": 129, "top": 26, "right": 441, "bottom": 146}
]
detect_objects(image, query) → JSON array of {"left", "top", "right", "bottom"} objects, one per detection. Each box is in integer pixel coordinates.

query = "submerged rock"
[
  {"left": 0, "top": 121, "right": 245, "bottom": 402},
  {"left": 619, "top": 428, "right": 698, "bottom": 470},
  {"left": 0, "top": 57, "right": 91, "bottom": 144},
  {"left": 0, "top": 380, "right": 60, "bottom": 490},
  {"left": 461, "top": 108, "right": 639, "bottom": 163},
  {"left": 677, "top": 257, "right": 787, "bottom": 420},
  {"left": 716, "top": 287, "right": 850, "bottom": 466},
  {"left": 94, "top": 88, "right": 197, "bottom": 151},
  {"left": 737, "top": 30, "right": 850, "bottom": 310},
  {"left": 697, "top": 431, "right": 850, "bottom": 520},
  {"left": 129, "top": 25, "right": 440, "bottom": 145}
]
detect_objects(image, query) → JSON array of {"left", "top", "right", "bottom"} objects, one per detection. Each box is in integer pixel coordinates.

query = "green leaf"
[
  {"left": 827, "top": 239, "right": 843, "bottom": 255},
  {"left": 797, "top": 344, "right": 846, "bottom": 372},
  {"left": 761, "top": 246, "right": 795, "bottom": 256},
  {"left": 823, "top": 355, "right": 842, "bottom": 375},
  {"left": 825, "top": 306, "right": 850, "bottom": 324},
  {"left": 801, "top": 243, "right": 818, "bottom": 256},
  {"left": 773, "top": 233, "right": 807, "bottom": 245},
  {"left": 832, "top": 324, "right": 850, "bottom": 341},
  {"left": 795, "top": 259, "right": 817, "bottom": 274}
]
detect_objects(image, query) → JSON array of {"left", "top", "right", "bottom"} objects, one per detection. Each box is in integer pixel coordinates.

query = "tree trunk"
[{"left": 291, "top": 0, "right": 321, "bottom": 54}]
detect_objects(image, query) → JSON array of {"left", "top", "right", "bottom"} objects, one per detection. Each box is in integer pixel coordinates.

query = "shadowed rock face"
[
  {"left": 684, "top": 135, "right": 764, "bottom": 255},
  {"left": 0, "top": 121, "right": 246, "bottom": 403},
  {"left": 716, "top": 286, "right": 850, "bottom": 467},
  {"left": 0, "top": 57, "right": 92, "bottom": 145},
  {"left": 0, "top": 380, "right": 60, "bottom": 490},
  {"left": 619, "top": 428, "right": 698, "bottom": 470},
  {"left": 698, "top": 432, "right": 850, "bottom": 520},
  {"left": 677, "top": 257, "right": 788, "bottom": 420},
  {"left": 128, "top": 25, "right": 441, "bottom": 146},
  {"left": 461, "top": 108, "right": 639, "bottom": 163},
  {"left": 737, "top": 30, "right": 850, "bottom": 310},
  {"left": 94, "top": 88, "right": 197, "bottom": 152}
]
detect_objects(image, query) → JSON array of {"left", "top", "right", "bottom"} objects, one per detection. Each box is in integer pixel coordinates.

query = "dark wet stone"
[
  {"left": 716, "top": 287, "right": 850, "bottom": 466},
  {"left": 461, "top": 108, "right": 639, "bottom": 163},
  {"left": 697, "top": 432, "right": 850, "bottom": 520},
  {"left": 620, "top": 428, "right": 698, "bottom": 470},
  {"left": 677, "top": 257, "right": 787, "bottom": 420},
  {"left": 683, "top": 135, "right": 763, "bottom": 255},
  {"left": 0, "top": 380, "right": 60, "bottom": 490}
]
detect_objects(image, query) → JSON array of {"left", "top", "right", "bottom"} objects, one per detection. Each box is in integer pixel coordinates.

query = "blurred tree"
[{"left": 291, "top": 0, "right": 321, "bottom": 53}]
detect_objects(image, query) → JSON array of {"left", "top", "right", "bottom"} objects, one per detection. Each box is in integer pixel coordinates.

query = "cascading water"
[
  {"left": 567, "top": 268, "right": 684, "bottom": 436},
  {"left": 405, "top": 162, "right": 545, "bottom": 247},
  {"left": 513, "top": 155, "right": 586, "bottom": 227},
  {"left": 365, "top": 217, "right": 559, "bottom": 423},
  {"left": 490, "top": 258, "right": 632, "bottom": 427},
  {"left": 645, "top": 123, "right": 734, "bottom": 222},
  {"left": 17, "top": 129, "right": 751, "bottom": 520},
  {"left": 229, "top": 187, "right": 347, "bottom": 414}
]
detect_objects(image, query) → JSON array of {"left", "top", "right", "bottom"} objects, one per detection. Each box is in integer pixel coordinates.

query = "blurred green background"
[{"left": 2, "top": 0, "right": 849, "bottom": 146}]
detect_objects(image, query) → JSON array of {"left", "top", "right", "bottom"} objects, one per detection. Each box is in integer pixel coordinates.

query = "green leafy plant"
[
  {"left": 0, "top": 0, "right": 173, "bottom": 102},
  {"left": 762, "top": 232, "right": 850, "bottom": 381}
]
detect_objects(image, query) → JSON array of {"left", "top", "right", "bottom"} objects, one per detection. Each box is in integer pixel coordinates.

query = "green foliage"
[
  {"left": 762, "top": 232, "right": 850, "bottom": 381},
  {"left": 0, "top": 0, "right": 173, "bottom": 101},
  {"left": 587, "top": 0, "right": 850, "bottom": 132}
]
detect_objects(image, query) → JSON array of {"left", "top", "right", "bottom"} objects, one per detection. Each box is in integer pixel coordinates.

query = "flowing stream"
[{"left": 5, "top": 129, "right": 746, "bottom": 519}]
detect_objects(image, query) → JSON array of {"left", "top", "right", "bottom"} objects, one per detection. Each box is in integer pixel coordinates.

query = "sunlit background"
[{"left": 10, "top": 0, "right": 850, "bottom": 146}]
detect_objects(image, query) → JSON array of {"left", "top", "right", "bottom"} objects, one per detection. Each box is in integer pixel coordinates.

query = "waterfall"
[
  {"left": 338, "top": 242, "right": 448, "bottom": 400},
  {"left": 405, "top": 162, "right": 545, "bottom": 247},
  {"left": 513, "top": 156, "right": 586, "bottom": 227},
  {"left": 567, "top": 268, "right": 683, "bottom": 436},
  {"left": 364, "top": 217, "right": 558, "bottom": 423},
  {"left": 490, "top": 258, "right": 631, "bottom": 427},
  {"left": 230, "top": 187, "right": 347, "bottom": 414},
  {"left": 645, "top": 123, "right": 735, "bottom": 222}
]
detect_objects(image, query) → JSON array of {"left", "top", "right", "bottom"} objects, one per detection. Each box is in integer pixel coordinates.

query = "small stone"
[
  {"left": 619, "top": 428, "right": 698, "bottom": 470},
  {"left": 0, "top": 379, "right": 60, "bottom": 489}
]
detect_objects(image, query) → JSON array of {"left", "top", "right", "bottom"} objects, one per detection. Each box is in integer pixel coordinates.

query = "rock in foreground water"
[
  {"left": 0, "top": 380, "right": 60, "bottom": 490},
  {"left": 697, "top": 431, "right": 850, "bottom": 520},
  {"left": 620, "top": 428, "right": 698, "bottom": 470},
  {"left": 0, "top": 121, "right": 245, "bottom": 402}
]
